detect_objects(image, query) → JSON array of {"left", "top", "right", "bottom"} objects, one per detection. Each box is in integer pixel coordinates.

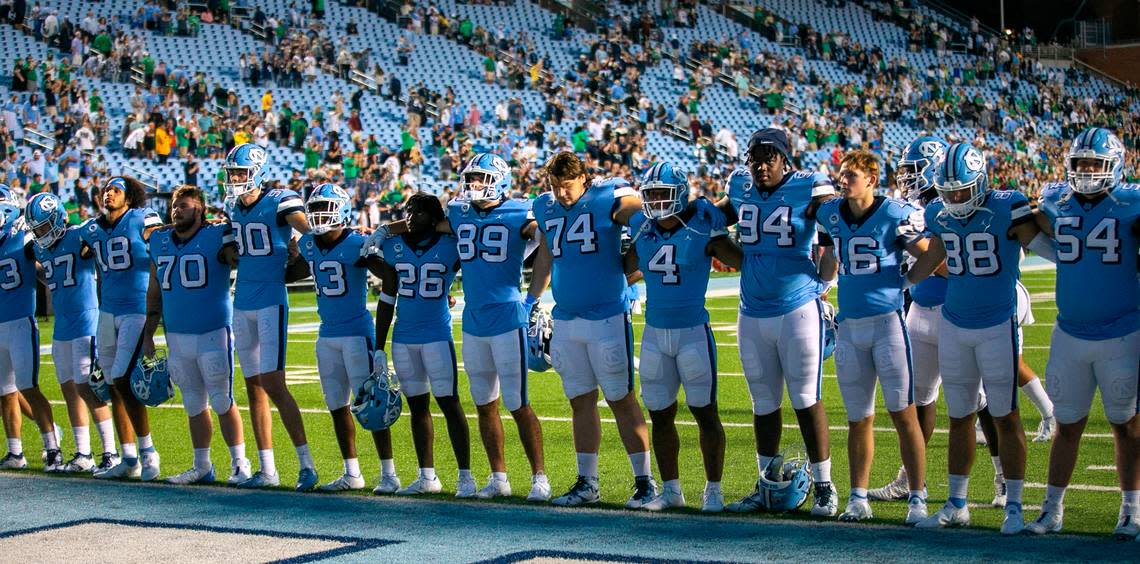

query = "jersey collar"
[
  {"left": 314, "top": 229, "right": 349, "bottom": 252},
  {"left": 236, "top": 190, "right": 269, "bottom": 212},
  {"left": 839, "top": 196, "right": 885, "bottom": 229}
]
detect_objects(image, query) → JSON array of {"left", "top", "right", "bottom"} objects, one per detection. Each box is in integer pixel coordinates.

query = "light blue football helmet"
[
  {"left": 24, "top": 192, "right": 69, "bottom": 248},
  {"left": 526, "top": 307, "right": 553, "bottom": 372},
  {"left": 638, "top": 162, "right": 690, "bottom": 219},
  {"left": 130, "top": 352, "right": 174, "bottom": 408},
  {"left": 307, "top": 183, "right": 352, "bottom": 235},
  {"left": 0, "top": 184, "right": 22, "bottom": 234},
  {"left": 756, "top": 452, "right": 813, "bottom": 512},
  {"left": 88, "top": 361, "right": 112, "bottom": 403},
  {"left": 1067, "top": 127, "right": 1125, "bottom": 195},
  {"left": 352, "top": 351, "right": 402, "bottom": 431},
  {"left": 897, "top": 136, "right": 948, "bottom": 204},
  {"left": 459, "top": 153, "right": 512, "bottom": 202},
  {"left": 223, "top": 143, "right": 269, "bottom": 199},
  {"left": 821, "top": 300, "right": 837, "bottom": 361},
  {"left": 934, "top": 143, "right": 988, "bottom": 219}
]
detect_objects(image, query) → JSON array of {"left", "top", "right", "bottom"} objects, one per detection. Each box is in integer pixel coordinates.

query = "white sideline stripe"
[
  {"left": 1087, "top": 465, "right": 1116, "bottom": 471},
  {"left": 968, "top": 502, "right": 1042, "bottom": 511},
  {"left": 1027, "top": 482, "right": 1119, "bottom": 493}
]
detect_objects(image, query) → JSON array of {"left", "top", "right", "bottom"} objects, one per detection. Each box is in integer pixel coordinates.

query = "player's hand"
[
  {"left": 372, "top": 348, "right": 389, "bottom": 376},
  {"left": 143, "top": 338, "right": 156, "bottom": 359},
  {"left": 693, "top": 197, "right": 727, "bottom": 231},
  {"left": 361, "top": 224, "right": 391, "bottom": 258},
  {"left": 448, "top": 294, "right": 456, "bottom": 308},
  {"left": 522, "top": 294, "right": 540, "bottom": 320}
]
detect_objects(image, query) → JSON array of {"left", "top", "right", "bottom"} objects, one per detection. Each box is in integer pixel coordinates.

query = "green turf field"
[{"left": 9, "top": 267, "right": 1129, "bottom": 537}]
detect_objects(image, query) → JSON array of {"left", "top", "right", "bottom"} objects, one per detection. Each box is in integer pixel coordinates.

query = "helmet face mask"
[
  {"left": 936, "top": 179, "right": 986, "bottom": 219},
  {"left": 638, "top": 162, "right": 689, "bottom": 219},
  {"left": 223, "top": 166, "right": 259, "bottom": 199},
  {"left": 1066, "top": 127, "right": 1124, "bottom": 196},
  {"left": 934, "top": 143, "right": 988, "bottom": 220},
  {"left": 25, "top": 193, "right": 67, "bottom": 249},
  {"left": 1067, "top": 154, "right": 1116, "bottom": 195},
  {"left": 459, "top": 153, "right": 511, "bottom": 203},
  {"left": 897, "top": 136, "right": 947, "bottom": 205},
  {"left": 306, "top": 183, "right": 351, "bottom": 235},
  {"left": 223, "top": 144, "right": 268, "bottom": 200}
]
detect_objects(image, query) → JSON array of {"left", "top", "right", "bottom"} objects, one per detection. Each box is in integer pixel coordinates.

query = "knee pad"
[
  {"left": 182, "top": 387, "right": 209, "bottom": 418},
  {"left": 209, "top": 390, "right": 234, "bottom": 415}
]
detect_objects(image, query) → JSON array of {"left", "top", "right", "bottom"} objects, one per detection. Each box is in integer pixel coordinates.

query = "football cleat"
[
  {"left": 1001, "top": 503, "right": 1025, "bottom": 535},
  {"left": 992, "top": 474, "right": 1007, "bottom": 507},
  {"left": 701, "top": 487, "right": 725, "bottom": 513},
  {"left": 140, "top": 451, "right": 161, "bottom": 482},
  {"left": 905, "top": 496, "right": 929, "bottom": 525},
  {"left": 1113, "top": 512, "right": 1140, "bottom": 540},
  {"left": 839, "top": 495, "right": 873, "bottom": 522},
  {"left": 1025, "top": 507, "right": 1064, "bottom": 535},
  {"left": 641, "top": 489, "right": 686, "bottom": 511},
  {"left": 237, "top": 470, "right": 281, "bottom": 489},
  {"left": 625, "top": 476, "right": 658, "bottom": 509},
  {"left": 166, "top": 465, "right": 216, "bottom": 485},
  {"left": 455, "top": 473, "right": 478, "bottom": 498},
  {"left": 372, "top": 473, "right": 401, "bottom": 495},
  {"left": 43, "top": 449, "right": 65, "bottom": 473},
  {"left": 227, "top": 459, "right": 252, "bottom": 486},
  {"left": 95, "top": 458, "right": 141, "bottom": 479},
  {"left": 726, "top": 487, "right": 765, "bottom": 513},
  {"left": 551, "top": 475, "right": 601, "bottom": 507},
  {"left": 318, "top": 473, "right": 366, "bottom": 492},
  {"left": 810, "top": 482, "right": 839, "bottom": 517},
  {"left": 915, "top": 501, "right": 970, "bottom": 529},
  {"left": 868, "top": 466, "right": 909, "bottom": 501},
  {"left": 527, "top": 474, "right": 551, "bottom": 502},
  {"left": 97, "top": 452, "right": 120, "bottom": 473},
  {"left": 62, "top": 453, "right": 96, "bottom": 473},
  {"left": 1033, "top": 417, "right": 1057, "bottom": 443},
  {"left": 475, "top": 476, "right": 512, "bottom": 499},
  {"left": 0, "top": 452, "right": 28, "bottom": 470},
  {"left": 397, "top": 475, "right": 443, "bottom": 495},
  {"left": 296, "top": 468, "right": 318, "bottom": 492}
]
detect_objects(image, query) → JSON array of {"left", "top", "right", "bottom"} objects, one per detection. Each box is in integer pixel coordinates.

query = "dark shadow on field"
[{"left": 0, "top": 473, "right": 1131, "bottom": 563}]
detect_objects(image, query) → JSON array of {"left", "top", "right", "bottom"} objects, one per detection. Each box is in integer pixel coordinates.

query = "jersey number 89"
[{"left": 456, "top": 223, "right": 509, "bottom": 263}]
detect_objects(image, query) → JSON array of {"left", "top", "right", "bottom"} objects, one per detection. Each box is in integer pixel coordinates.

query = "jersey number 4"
[
  {"left": 736, "top": 204, "right": 794, "bottom": 246},
  {"left": 1054, "top": 217, "right": 1121, "bottom": 264},
  {"left": 544, "top": 214, "right": 597, "bottom": 257}
]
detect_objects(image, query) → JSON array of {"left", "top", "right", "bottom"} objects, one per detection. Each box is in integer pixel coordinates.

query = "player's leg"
[
  {"left": 234, "top": 307, "right": 276, "bottom": 484},
  {"left": 96, "top": 312, "right": 136, "bottom": 466},
  {"left": 14, "top": 317, "right": 60, "bottom": 471},
  {"left": 252, "top": 305, "right": 314, "bottom": 489},
  {"left": 342, "top": 336, "right": 396, "bottom": 494},
  {"left": 638, "top": 325, "right": 683, "bottom": 511},
  {"left": 976, "top": 318, "right": 1027, "bottom": 535},
  {"left": 51, "top": 338, "right": 91, "bottom": 472},
  {"left": 164, "top": 332, "right": 215, "bottom": 485},
  {"left": 0, "top": 332, "right": 26, "bottom": 469},
  {"left": 780, "top": 299, "right": 834, "bottom": 517},
  {"left": 736, "top": 312, "right": 784, "bottom": 471},
  {"left": 550, "top": 317, "right": 603, "bottom": 507},
  {"left": 105, "top": 313, "right": 159, "bottom": 480},
  {"left": 314, "top": 337, "right": 365, "bottom": 492},
  {"left": 463, "top": 332, "right": 505, "bottom": 497},
  {"left": 877, "top": 312, "right": 926, "bottom": 524},
  {"left": 834, "top": 316, "right": 878, "bottom": 522},
  {"left": 203, "top": 327, "right": 249, "bottom": 485},
  {"left": 497, "top": 327, "right": 547, "bottom": 500},
  {"left": 1015, "top": 280, "right": 1055, "bottom": 442},
  {"left": 391, "top": 343, "right": 440, "bottom": 495},
  {"left": 679, "top": 323, "right": 725, "bottom": 512},
  {"left": 424, "top": 341, "right": 472, "bottom": 495},
  {"left": 592, "top": 313, "right": 654, "bottom": 509},
  {"left": 1095, "top": 329, "right": 1140, "bottom": 539}
]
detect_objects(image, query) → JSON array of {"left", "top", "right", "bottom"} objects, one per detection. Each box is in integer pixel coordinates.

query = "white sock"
[
  {"left": 910, "top": 489, "right": 926, "bottom": 501},
  {"left": 122, "top": 442, "right": 138, "bottom": 460},
  {"left": 73, "top": 426, "right": 91, "bottom": 456},
  {"left": 420, "top": 467, "right": 437, "bottom": 481},
  {"left": 259, "top": 449, "right": 277, "bottom": 475},
  {"left": 228, "top": 443, "right": 245, "bottom": 464},
  {"left": 991, "top": 456, "right": 1003, "bottom": 476},
  {"left": 492, "top": 471, "right": 508, "bottom": 483},
  {"left": 381, "top": 458, "right": 396, "bottom": 476},
  {"left": 811, "top": 458, "right": 832, "bottom": 483},
  {"left": 1006, "top": 478, "right": 1024, "bottom": 505},
  {"left": 949, "top": 474, "right": 970, "bottom": 504},
  {"left": 344, "top": 458, "right": 361, "bottom": 477},
  {"left": 1021, "top": 378, "right": 1053, "bottom": 419},
  {"left": 1123, "top": 490, "right": 1140, "bottom": 513},
  {"left": 96, "top": 419, "right": 116, "bottom": 454},
  {"left": 42, "top": 431, "right": 59, "bottom": 451},
  {"left": 576, "top": 453, "right": 599, "bottom": 479},
  {"left": 1044, "top": 484, "right": 1066, "bottom": 510},
  {"left": 851, "top": 487, "right": 868, "bottom": 499},
  {"left": 629, "top": 451, "right": 651, "bottom": 477},
  {"left": 193, "top": 447, "right": 211, "bottom": 471},
  {"left": 7, "top": 438, "right": 22, "bottom": 456},
  {"left": 757, "top": 453, "right": 774, "bottom": 477},
  {"left": 458, "top": 468, "right": 473, "bottom": 480},
  {"left": 295, "top": 444, "right": 314, "bottom": 470},
  {"left": 663, "top": 478, "right": 681, "bottom": 494},
  {"left": 137, "top": 434, "right": 154, "bottom": 453},
  {"left": 705, "top": 481, "right": 721, "bottom": 493}
]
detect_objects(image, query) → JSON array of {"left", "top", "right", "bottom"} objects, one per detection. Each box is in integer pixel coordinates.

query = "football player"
[
  {"left": 623, "top": 162, "right": 743, "bottom": 512},
  {"left": 908, "top": 143, "right": 1055, "bottom": 534},
  {"left": 711, "top": 128, "right": 839, "bottom": 516},
  {"left": 81, "top": 177, "right": 163, "bottom": 480},
  {"left": 372, "top": 192, "right": 472, "bottom": 497},
  {"left": 298, "top": 184, "right": 401, "bottom": 493},
  {"left": 144, "top": 185, "right": 251, "bottom": 486},
  {"left": 446, "top": 154, "right": 549, "bottom": 501},
  {"left": 25, "top": 192, "right": 119, "bottom": 473},
  {"left": 530, "top": 151, "right": 657, "bottom": 508},
  {"left": 814, "top": 150, "right": 929, "bottom": 524},
  {"left": 1026, "top": 128, "right": 1140, "bottom": 539},
  {"left": 0, "top": 186, "right": 61, "bottom": 471},
  {"left": 223, "top": 143, "right": 318, "bottom": 491}
]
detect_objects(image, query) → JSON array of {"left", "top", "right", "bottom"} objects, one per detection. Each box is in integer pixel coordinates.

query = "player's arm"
[
  {"left": 1010, "top": 209, "right": 1056, "bottom": 262},
  {"left": 906, "top": 234, "right": 946, "bottom": 286},
  {"left": 370, "top": 258, "right": 399, "bottom": 350},
  {"left": 526, "top": 229, "right": 552, "bottom": 303},
  {"left": 622, "top": 241, "right": 643, "bottom": 283},
  {"left": 217, "top": 224, "right": 239, "bottom": 267},
  {"left": 142, "top": 264, "right": 162, "bottom": 358},
  {"left": 711, "top": 196, "right": 738, "bottom": 227},
  {"left": 285, "top": 210, "right": 311, "bottom": 235},
  {"left": 141, "top": 210, "right": 164, "bottom": 242},
  {"left": 283, "top": 238, "right": 311, "bottom": 282},
  {"left": 707, "top": 234, "right": 743, "bottom": 270}
]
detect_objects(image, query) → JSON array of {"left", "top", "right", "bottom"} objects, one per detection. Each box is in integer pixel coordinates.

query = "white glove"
[{"left": 361, "top": 224, "right": 391, "bottom": 259}]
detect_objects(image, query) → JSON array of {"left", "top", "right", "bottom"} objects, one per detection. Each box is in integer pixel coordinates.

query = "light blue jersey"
[
  {"left": 0, "top": 229, "right": 36, "bottom": 323},
  {"left": 34, "top": 226, "right": 98, "bottom": 340},
  {"left": 816, "top": 196, "right": 925, "bottom": 321},
  {"left": 924, "top": 190, "right": 1033, "bottom": 329},
  {"left": 1038, "top": 182, "right": 1140, "bottom": 340},
  {"left": 299, "top": 231, "right": 374, "bottom": 340},
  {"left": 726, "top": 168, "right": 835, "bottom": 317},
  {"left": 906, "top": 201, "right": 948, "bottom": 308},
  {"left": 630, "top": 209, "right": 726, "bottom": 329},
  {"left": 149, "top": 224, "right": 235, "bottom": 335},
  {"left": 447, "top": 198, "right": 532, "bottom": 337},
  {"left": 533, "top": 178, "right": 635, "bottom": 321},
  {"left": 227, "top": 188, "right": 304, "bottom": 310},
  {"left": 380, "top": 233, "right": 460, "bottom": 345},
  {"left": 80, "top": 207, "right": 163, "bottom": 315}
]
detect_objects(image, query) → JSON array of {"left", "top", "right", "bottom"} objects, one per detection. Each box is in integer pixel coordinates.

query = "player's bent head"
[
  {"left": 543, "top": 151, "right": 589, "bottom": 202},
  {"left": 170, "top": 184, "right": 206, "bottom": 229},
  {"left": 406, "top": 192, "right": 445, "bottom": 233},
  {"left": 838, "top": 150, "right": 879, "bottom": 196}
]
